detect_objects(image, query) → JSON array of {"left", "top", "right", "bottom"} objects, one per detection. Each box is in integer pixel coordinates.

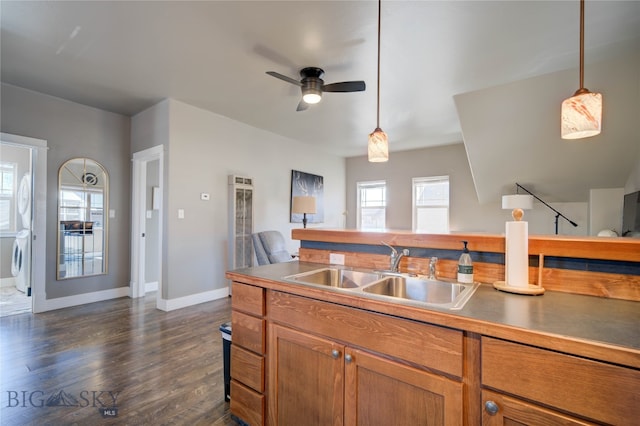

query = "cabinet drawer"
[
  {"left": 268, "top": 291, "right": 463, "bottom": 377},
  {"left": 232, "top": 282, "right": 265, "bottom": 315},
  {"left": 232, "top": 345, "right": 264, "bottom": 392},
  {"left": 232, "top": 311, "right": 265, "bottom": 354},
  {"left": 482, "top": 337, "right": 640, "bottom": 425},
  {"left": 231, "top": 380, "right": 264, "bottom": 426}
]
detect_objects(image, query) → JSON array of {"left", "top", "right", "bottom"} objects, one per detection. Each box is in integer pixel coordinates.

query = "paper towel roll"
[{"left": 505, "top": 221, "right": 529, "bottom": 288}]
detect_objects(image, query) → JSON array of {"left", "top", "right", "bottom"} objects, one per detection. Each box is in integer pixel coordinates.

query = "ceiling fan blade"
[
  {"left": 266, "top": 71, "right": 302, "bottom": 86},
  {"left": 322, "top": 81, "right": 366, "bottom": 93},
  {"left": 296, "top": 100, "right": 309, "bottom": 112}
]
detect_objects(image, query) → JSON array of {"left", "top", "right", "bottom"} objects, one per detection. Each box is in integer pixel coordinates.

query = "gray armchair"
[{"left": 252, "top": 231, "right": 293, "bottom": 265}]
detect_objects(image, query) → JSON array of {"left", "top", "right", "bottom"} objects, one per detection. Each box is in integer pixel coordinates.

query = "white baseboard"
[
  {"left": 145, "top": 281, "right": 158, "bottom": 293},
  {"left": 0, "top": 277, "right": 16, "bottom": 288},
  {"left": 39, "top": 287, "right": 130, "bottom": 312},
  {"left": 156, "top": 287, "right": 229, "bottom": 312}
]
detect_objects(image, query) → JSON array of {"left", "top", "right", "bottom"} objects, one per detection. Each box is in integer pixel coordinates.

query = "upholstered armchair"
[{"left": 252, "top": 231, "right": 293, "bottom": 265}]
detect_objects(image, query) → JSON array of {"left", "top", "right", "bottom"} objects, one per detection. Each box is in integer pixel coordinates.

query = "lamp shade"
[
  {"left": 502, "top": 194, "right": 533, "bottom": 210},
  {"left": 368, "top": 128, "right": 389, "bottom": 162},
  {"left": 561, "top": 91, "right": 602, "bottom": 139},
  {"left": 292, "top": 196, "right": 316, "bottom": 214}
]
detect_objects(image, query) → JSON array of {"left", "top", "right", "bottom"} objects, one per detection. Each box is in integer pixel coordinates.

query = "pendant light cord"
[
  {"left": 376, "top": 0, "right": 381, "bottom": 129},
  {"left": 579, "top": 0, "right": 584, "bottom": 90}
]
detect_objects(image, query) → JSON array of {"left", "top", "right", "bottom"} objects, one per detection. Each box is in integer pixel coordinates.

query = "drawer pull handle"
[
  {"left": 331, "top": 349, "right": 340, "bottom": 359},
  {"left": 485, "top": 400, "right": 499, "bottom": 416},
  {"left": 345, "top": 354, "right": 353, "bottom": 364}
]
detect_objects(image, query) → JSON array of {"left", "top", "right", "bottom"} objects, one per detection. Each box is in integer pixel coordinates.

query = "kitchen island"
[{"left": 226, "top": 230, "right": 640, "bottom": 425}]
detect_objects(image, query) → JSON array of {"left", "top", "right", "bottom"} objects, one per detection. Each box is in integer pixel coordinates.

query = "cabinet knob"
[
  {"left": 331, "top": 349, "right": 340, "bottom": 359},
  {"left": 484, "top": 400, "right": 499, "bottom": 416},
  {"left": 345, "top": 354, "right": 353, "bottom": 364}
]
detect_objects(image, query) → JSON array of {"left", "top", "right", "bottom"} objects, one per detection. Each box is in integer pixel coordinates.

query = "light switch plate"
[
  {"left": 329, "top": 253, "right": 345, "bottom": 265},
  {"left": 178, "top": 209, "right": 185, "bottom": 219}
]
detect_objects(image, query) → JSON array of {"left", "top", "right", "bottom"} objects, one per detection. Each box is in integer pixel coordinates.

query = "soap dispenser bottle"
[{"left": 457, "top": 241, "right": 474, "bottom": 283}]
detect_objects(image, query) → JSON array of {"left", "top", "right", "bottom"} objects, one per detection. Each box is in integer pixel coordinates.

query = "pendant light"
[
  {"left": 368, "top": 0, "right": 389, "bottom": 162},
  {"left": 561, "top": 0, "right": 602, "bottom": 140}
]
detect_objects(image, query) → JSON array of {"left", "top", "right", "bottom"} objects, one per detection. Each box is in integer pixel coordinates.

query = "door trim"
[
  {"left": 0, "top": 132, "right": 47, "bottom": 313},
  {"left": 130, "top": 145, "right": 164, "bottom": 308}
]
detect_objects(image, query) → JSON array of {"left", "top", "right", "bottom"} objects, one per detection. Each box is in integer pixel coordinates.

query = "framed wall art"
[{"left": 290, "top": 170, "right": 324, "bottom": 224}]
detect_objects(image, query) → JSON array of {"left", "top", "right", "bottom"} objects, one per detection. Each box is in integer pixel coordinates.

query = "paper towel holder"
[
  {"left": 494, "top": 194, "right": 545, "bottom": 295},
  {"left": 494, "top": 251, "right": 546, "bottom": 295}
]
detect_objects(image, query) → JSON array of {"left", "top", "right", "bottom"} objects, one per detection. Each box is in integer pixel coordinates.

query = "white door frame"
[
  {"left": 0, "top": 132, "right": 47, "bottom": 313},
  {"left": 130, "top": 145, "right": 163, "bottom": 305}
]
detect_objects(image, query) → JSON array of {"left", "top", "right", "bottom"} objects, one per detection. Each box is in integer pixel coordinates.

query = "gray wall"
[
  {"left": 0, "top": 83, "right": 131, "bottom": 299},
  {"left": 145, "top": 159, "right": 160, "bottom": 283},
  {"left": 346, "top": 143, "right": 507, "bottom": 232},
  {"left": 345, "top": 143, "right": 605, "bottom": 235},
  {"left": 133, "top": 99, "right": 346, "bottom": 301}
]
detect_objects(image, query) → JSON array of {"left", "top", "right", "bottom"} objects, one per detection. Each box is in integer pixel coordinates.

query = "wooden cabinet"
[
  {"left": 267, "top": 291, "right": 464, "bottom": 425},
  {"left": 481, "top": 389, "right": 597, "bottom": 425},
  {"left": 231, "top": 282, "right": 265, "bottom": 425},
  {"left": 268, "top": 324, "right": 344, "bottom": 425},
  {"left": 344, "top": 347, "right": 462, "bottom": 425},
  {"left": 481, "top": 337, "right": 640, "bottom": 425},
  {"left": 229, "top": 274, "right": 639, "bottom": 425}
]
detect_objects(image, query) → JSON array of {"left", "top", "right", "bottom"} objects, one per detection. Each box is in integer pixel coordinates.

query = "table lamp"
[{"left": 292, "top": 196, "right": 316, "bottom": 228}]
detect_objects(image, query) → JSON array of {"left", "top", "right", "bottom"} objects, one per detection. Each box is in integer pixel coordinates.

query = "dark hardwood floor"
[{"left": 0, "top": 293, "right": 235, "bottom": 425}]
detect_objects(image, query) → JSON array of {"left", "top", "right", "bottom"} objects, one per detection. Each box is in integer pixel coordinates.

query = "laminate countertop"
[{"left": 226, "top": 261, "right": 640, "bottom": 369}]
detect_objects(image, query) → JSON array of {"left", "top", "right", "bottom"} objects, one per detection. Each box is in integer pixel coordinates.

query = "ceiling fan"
[{"left": 266, "top": 67, "right": 366, "bottom": 111}]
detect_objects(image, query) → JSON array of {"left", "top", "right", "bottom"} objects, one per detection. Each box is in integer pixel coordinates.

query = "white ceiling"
[{"left": 2, "top": 1, "right": 640, "bottom": 201}]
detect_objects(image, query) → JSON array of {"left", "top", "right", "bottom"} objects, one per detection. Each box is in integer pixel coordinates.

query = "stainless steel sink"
[
  {"left": 285, "top": 267, "right": 478, "bottom": 310},
  {"left": 361, "top": 275, "right": 478, "bottom": 310},
  {"left": 285, "top": 268, "right": 382, "bottom": 289}
]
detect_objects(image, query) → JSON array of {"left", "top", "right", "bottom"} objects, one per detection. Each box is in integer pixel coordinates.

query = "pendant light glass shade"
[
  {"left": 561, "top": 0, "right": 602, "bottom": 140},
  {"left": 368, "top": 127, "right": 389, "bottom": 162},
  {"left": 561, "top": 90, "right": 602, "bottom": 139}
]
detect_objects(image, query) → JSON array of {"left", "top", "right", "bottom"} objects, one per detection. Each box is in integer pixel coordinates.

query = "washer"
[
  {"left": 11, "top": 229, "right": 31, "bottom": 293},
  {"left": 17, "top": 173, "right": 31, "bottom": 229}
]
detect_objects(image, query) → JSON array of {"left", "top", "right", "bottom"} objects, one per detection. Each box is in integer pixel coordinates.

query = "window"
[
  {"left": 413, "top": 176, "right": 449, "bottom": 233},
  {"left": 0, "top": 162, "right": 17, "bottom": 232},
  {"left": 59, "top": 187, "right": 104, "bottom": 227},
  {"left": 357, "top": 180, "right": 386, "bottom": 230}
]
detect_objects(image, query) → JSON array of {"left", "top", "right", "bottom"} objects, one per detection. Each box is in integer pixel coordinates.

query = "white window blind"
[
  {"left": 357, "top": 180, "right": 386, "bottom": 230},
  {"left": 413, "top": 176, "right": 449, "bottom": 233},
  {"left": 0, "top": 162, "right": 17, "bottom": 232}
]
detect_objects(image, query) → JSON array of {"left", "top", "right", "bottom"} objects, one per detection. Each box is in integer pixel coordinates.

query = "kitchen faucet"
[
  {"left": 381, "top": 242, "right": 409, "bottom": 272},
  {"left": 429, "top": 257, "right": 438, "bottom": 280}
]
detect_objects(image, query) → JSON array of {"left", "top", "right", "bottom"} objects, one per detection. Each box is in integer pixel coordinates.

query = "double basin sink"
[{"left": 284, "top": 267, "right": 479, "bottom": 310}]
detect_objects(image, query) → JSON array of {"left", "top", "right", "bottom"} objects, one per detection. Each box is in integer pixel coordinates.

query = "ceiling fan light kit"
[
  {"left": 368, "top": 0, "right": 389, "bottom": 162},
  {"left": 561, "top": 0, "right": 602, "bottom": 140},
  {"left": 302, "top": 88, "right": 322, "bottom": 104}
]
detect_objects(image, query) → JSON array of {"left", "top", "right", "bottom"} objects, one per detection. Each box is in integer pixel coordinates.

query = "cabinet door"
[
  {"left": 268, "top": 324, "right": 344, "bottom": 426},
  {"left": 481, "top": 390, "right": 597, "bottom": 426},
  {"left": 344, "top": 348, "right": 463, "bottom": 426}
]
